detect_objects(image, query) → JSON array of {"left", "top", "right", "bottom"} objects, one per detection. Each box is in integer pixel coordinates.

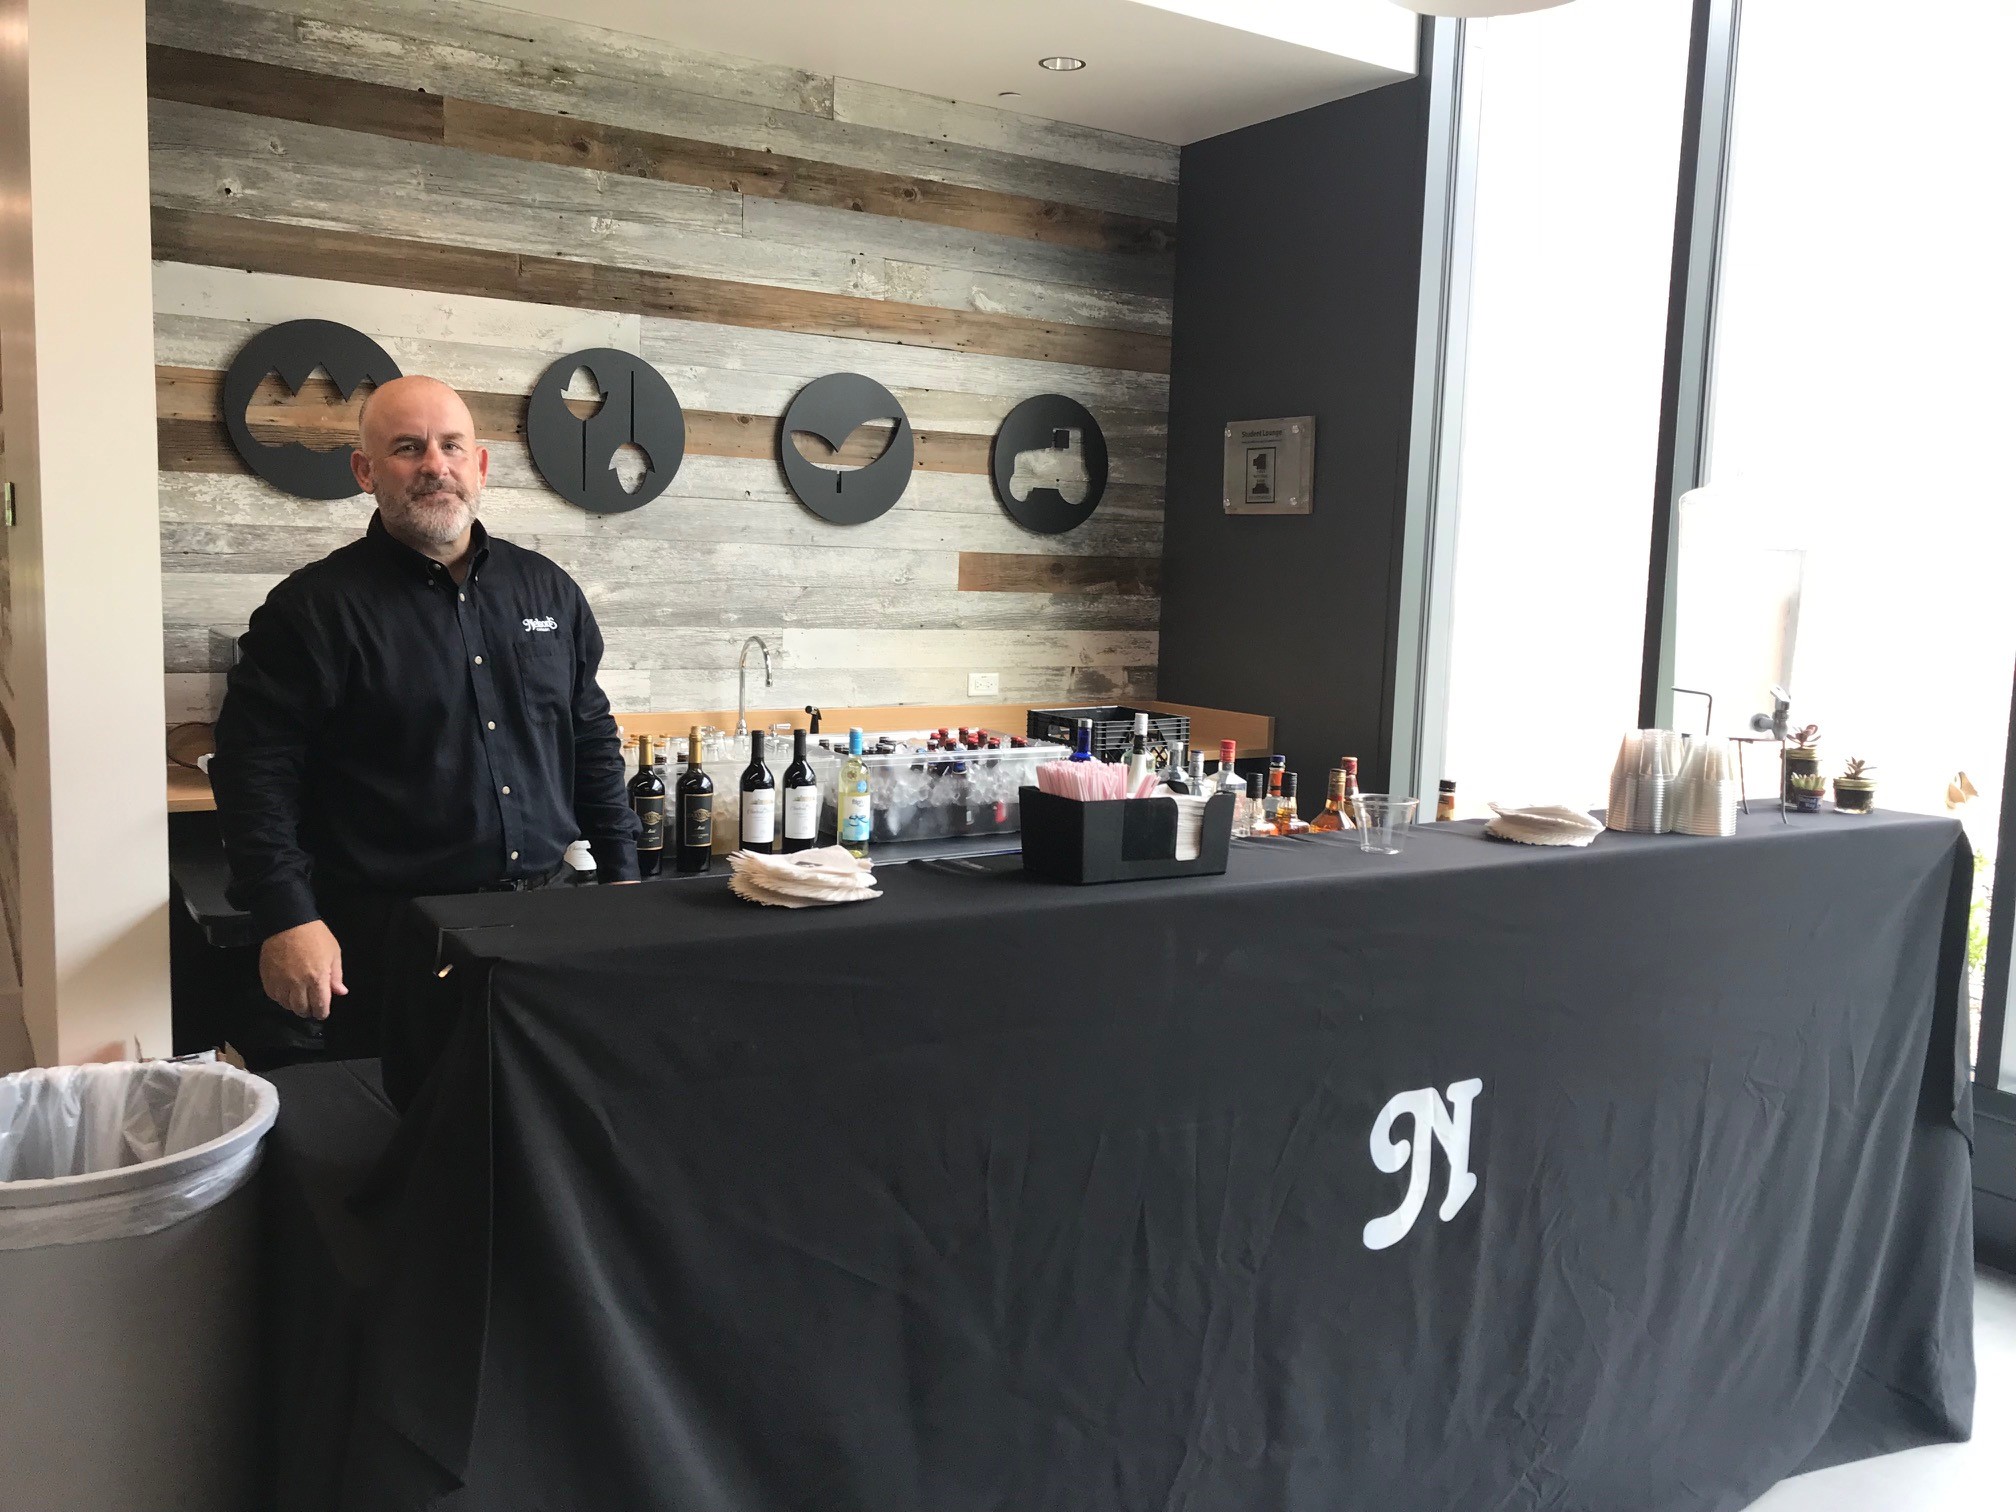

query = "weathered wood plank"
[
  {"left": 440, "top": 96, "right": 1172, "bottom": 259},
  {"left": 831, "top": 77, "right": 1180, "bottom": 186},
  {"left": 597, "top": 627, "right": 1158, "bottom": 674},
  {"left": 646, "top": 665, "right": 1157, "bottom": 712},
  {"left": 148, "top": 43, "right": 444, "bottom": 143},
  {"left": 958, "top": 553, "right": 1161, "bottom": 597},
  {"left": 149, "top": 0, "right": 1178, "bottom": 221},
  {"left": 152, "top": 209, "right": 1172, "bottom": 373},
  {"left": 151, "top": 0, "right": 836, "bottom": 119},
  {"left": 152, "top": 269, "right": 1172, "bottom": 420},
  {"left": 883, "top": 260, "right": 1169, "bottom": 336}
]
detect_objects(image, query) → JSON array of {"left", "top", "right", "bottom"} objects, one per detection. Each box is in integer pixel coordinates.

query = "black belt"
[{"left": 473, "top": 861, "right": 573, "bottom": 893}]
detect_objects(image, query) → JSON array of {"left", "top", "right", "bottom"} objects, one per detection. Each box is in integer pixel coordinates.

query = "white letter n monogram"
[{"left": 1361, "top": 1078, "right": 1483, "bottom": 1252}]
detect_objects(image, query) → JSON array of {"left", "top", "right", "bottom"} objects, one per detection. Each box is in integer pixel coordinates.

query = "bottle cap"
[
  {"left": 848, "top": 726, "right": 865, "bottom": 756},
  {"left": 1269, "top": 753, "right": 1286, "bottom": 769},
  {"left": 1284, "top": 772, "right": 1299, "bottom": 797},
  {"left": 1439, "top": 778, "right": 1457, "bottom": 792},
  {"left": 1220, "top": 739, "right": 1237, "bottom": 763},
  {"left": 1133, "top": 711, "right": 1149, "bottom": 734}
]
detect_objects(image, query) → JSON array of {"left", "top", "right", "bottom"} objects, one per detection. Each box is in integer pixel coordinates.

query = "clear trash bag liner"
[{"left": 0, "top": 1059, "right": 279, "bottom": 1250}]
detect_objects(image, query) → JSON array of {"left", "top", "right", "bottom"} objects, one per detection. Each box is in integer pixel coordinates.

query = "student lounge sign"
[{"left": 222, "top": 319, "right": 1110, "bottom": 533}]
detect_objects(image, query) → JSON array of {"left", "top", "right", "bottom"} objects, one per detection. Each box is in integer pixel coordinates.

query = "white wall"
[{"left": 0, "top": 0, "right": 171, "bottom": 1065}]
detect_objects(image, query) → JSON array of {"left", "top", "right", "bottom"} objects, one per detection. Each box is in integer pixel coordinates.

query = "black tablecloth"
[{"left": 299, "top": 808, "right": 1976, "bottom": 1512}]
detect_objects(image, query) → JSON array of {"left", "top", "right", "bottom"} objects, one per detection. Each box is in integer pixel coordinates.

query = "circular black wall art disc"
[
  {"left": 222, "top": 321, "right": 403, "bottom": 500},
  {"left": 525, "top": 349, "right": 686, "bottom": 514},
  {"left": 779, "top": 373, "right": 915, "bottom": 525},
  {"left": 991, "top": 395, "right": 1109, "bottom": 535}
]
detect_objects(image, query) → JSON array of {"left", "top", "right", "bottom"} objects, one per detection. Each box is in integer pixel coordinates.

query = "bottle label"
[
  {"left": 633, "top": 795, "right": 664, "bottom": 851},
  {"left": 741, "top": 789, "right": 776, "bottom": 846},
  {"left": 840, "top": 791, "right": 872, "bottom": 843},
  {"left": 784, "top": 785, "right": 819, "bottom": 839},
  {"left": 683, "top": 793, "right": 713, "bottom": 848}
]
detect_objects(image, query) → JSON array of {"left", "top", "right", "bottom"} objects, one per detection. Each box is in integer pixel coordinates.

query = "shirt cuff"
[
  {"left": 251, "top": 879, "right": 322, "bottom": 939},
  {"left": 594, "top": 837, "right": 640, "bottom": 883}
]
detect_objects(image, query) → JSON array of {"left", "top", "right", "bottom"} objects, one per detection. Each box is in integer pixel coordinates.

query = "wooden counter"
[{"left": 164, "top": 701, "right": 1275, "bottom": 813}]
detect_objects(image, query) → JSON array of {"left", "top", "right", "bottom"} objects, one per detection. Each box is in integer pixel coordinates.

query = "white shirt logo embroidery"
[
  {"left": 1362, "top": 1078, "right": 1483, "bottom": 1251},
  {"left": 522, "top": 617, "right": 558, "bottom": 633}
]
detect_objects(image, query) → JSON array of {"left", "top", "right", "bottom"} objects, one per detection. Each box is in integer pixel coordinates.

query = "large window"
[
  {"left": 1438, "top": 0, "right": 1697, "bottom": 814},
  {"left": 1673, "top": 0, "right": 2016, "bottom": 1070}
]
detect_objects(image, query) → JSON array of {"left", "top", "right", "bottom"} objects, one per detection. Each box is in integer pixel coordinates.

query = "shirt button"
[
  {"left": 486, "top": 721, "right": 496, "bottom": 731},
  {"left": 501, "top": 785, "right": 511, "bottom": 795},
  {"left": 510, "top": 850, "right": 519, "bottom": 861},
  {"left": 459, "top": 592, "right": 466, "bottom": 602},
  {"left": 473, "top": 655, "right": 483, "bottom": 665}
]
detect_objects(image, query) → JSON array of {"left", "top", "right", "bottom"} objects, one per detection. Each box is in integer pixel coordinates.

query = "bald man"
[{"left": 212, "top": 376, "right": 639, "bottom": 1103}]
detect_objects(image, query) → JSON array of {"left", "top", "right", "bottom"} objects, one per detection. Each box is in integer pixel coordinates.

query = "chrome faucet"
[{"left": 735, "top": 636, "right": 773, "bottom": 736}]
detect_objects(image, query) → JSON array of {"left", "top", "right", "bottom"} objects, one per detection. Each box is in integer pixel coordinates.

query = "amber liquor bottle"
[{"left": 1310, "top": 765, "right": 1356, "bottom": 832}]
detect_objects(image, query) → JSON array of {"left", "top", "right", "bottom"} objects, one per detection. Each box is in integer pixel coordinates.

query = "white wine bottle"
[{"left": 838, "top": 726, "right": 872, "bottom": 858}]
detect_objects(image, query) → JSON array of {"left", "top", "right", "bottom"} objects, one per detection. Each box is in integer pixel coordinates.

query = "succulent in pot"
[
  {"left": 1782, "top": 724, "right": 1822, "bottom": 804},
  {"left": 1834, "top": 758, "right": 1876, "bottom": 815},
  {"left": 1788, "top": 770, "right": 1828, "bottom": 813}
]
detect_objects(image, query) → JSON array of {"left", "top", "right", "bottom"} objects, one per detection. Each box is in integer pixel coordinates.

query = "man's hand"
[{"left": 260, "top": 920, "right": 348, "bottom": 1020}]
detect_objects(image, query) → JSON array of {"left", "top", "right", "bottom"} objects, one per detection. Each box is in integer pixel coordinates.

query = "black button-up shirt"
[{"left": 213, "top": 513, "right": 639, "bottom": 937}]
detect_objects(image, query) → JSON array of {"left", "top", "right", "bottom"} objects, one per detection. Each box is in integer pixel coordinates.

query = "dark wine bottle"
[
  {"left": 739, "top": 730, "right": 776, "bottom": 854},
  {"left": 781, "top": 728, "right": 818, "bottom": 853},
  {"left": 628, "top": 734, "right": 665, "bottom": 878},
  {"left": 675, "top": 725, "right": 714, "bottom": 874}
]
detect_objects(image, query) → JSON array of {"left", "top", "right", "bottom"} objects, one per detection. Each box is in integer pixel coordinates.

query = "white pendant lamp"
[{"left": 1390, "top": 0, "right": 1576, "bottom": 16}]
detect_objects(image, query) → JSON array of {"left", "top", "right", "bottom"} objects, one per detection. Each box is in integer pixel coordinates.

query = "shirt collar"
[{"left": 365, "top": 510, "right": 491, "bottom": 584}]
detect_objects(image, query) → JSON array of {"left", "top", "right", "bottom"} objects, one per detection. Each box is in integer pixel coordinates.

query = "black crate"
[
  {"left": 1025, "top": 705, "right": 1191, "bottom": 762},
  {"left": 1018, "top": 788, "right": 1234, "bottom": 885}
]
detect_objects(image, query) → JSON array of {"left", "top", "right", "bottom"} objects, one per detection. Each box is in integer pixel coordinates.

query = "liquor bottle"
[
  {"left": 739, "top": 729, "right": 777, "bottom": 854},
  {"left": 1249, "top": 774, "right": 1277, "bottom": 836},
  {"left": 838, "top": 726, "right": 872, "bottom": 858},
  {"left": 1342, "top": 756, "right": 1364, "bottom": 821},
  {"left": 1236, "top": 773, "right": 1262, "bottom": 838},
  {"left": 1265, "top": 755, "right": 1287, "bottom": 824},
  {"left": 1188, "top": 751, "right": 1208, "bottom": 794},
  {"left": 1437, "top": 778, "right": 1458, "bottom": 822},
  {"left": 674, "top": 726, "right": 714, "bottom": 874},
  {"left": 1165, "top": 755, "right": 1190, "bottom": 795},
  {"left": 1279, "top": 772, "right": 1304, "bottom": 832},
  {"left": 1310, "top": 765, "right": 1355, "bottom": 832},
  {"left": 1125, "top": 712, "right": 1153, "bottom": 792},
  {"left": 628, "top": 734, "right": 666, "bottom": 878},
  {"left": 1071, "top": 718, "right": 1095, "bottom": 762},
  {"left": 782, "top": 729, "right": 819, "bottom": 853}
]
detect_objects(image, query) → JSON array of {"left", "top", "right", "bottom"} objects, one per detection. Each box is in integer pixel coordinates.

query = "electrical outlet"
[{"left": 968, "top": 671, "right": 1000, "bottom": 698}]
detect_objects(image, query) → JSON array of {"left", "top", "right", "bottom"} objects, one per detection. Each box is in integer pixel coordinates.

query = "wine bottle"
[
  {"left": 838, "top": 727, "right": 872, "bottom": 858},
  {"left": 782, "top": 729, "right": 819, "bottom": 853},
  {"left": 627, "top": 734, "right": 665, "bottom": 878},
  {"left": 675, "top": 726, "right": 714, "bottom": 874},
  {"left": 739, "top": 730, "right": 776, "bottom": 854}
]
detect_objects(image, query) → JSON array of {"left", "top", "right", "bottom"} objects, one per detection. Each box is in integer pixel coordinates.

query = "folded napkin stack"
[
  {"left": 1483, "top": 804, "right": 1605, "bottom": 848},
  {"left": 726, "top": 846, "right": 881, "bottom": 908}
]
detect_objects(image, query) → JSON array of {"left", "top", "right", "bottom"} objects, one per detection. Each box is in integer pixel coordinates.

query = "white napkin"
[
  {"left": 725, "top": 846, "right": 881, "bottom": 908},
  {"left": 1483, "top": 804, "right": 1604, "bottom": 848}
]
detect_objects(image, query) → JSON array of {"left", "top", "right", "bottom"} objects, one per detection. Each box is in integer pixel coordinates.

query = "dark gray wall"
[{"left": 1158, "top": 72, "right": 1431, "bottom": 795}]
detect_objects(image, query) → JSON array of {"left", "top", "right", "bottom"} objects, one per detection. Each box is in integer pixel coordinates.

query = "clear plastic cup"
[{"left": 1351, "top": 795, "right": 1419, "bottom": 854}]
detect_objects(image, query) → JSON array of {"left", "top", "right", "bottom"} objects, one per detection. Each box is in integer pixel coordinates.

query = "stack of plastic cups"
[
  {"left": 1607, "top": 730, "right": 1684, "bottom": 834},
  {"left": 1673, "top": 737, "right": 1741, "bottom": 837}
]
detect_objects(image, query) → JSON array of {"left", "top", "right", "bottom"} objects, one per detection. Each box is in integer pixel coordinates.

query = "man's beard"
[{"left": 381, "top": 479, "right": 478, "bottom": 546}]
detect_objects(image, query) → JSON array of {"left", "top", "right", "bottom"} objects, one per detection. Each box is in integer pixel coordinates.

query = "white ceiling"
[{"left": 496, "top": 0, "right": 1419, "bottom": 147}]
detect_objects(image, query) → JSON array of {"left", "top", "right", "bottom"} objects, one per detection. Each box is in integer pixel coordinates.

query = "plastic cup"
[{"left": 1352, "top": 795, "right": 1419, "bottom": 854}]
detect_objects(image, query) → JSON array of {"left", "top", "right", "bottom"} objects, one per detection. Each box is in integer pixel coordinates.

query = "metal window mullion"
[
  {"left": 1389, "top": 16, "right": 1480, "bottom": 804},
  {"left": 1639, "top": 0, "right": 1742, "bottom": 731}
]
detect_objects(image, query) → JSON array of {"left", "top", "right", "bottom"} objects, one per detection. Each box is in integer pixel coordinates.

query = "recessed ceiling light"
[{"left": 1038, "top": 56, "right": 1086, "bottom": 72}]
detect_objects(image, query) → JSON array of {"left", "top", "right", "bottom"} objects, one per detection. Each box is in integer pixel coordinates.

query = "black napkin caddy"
[{"left": 1018, "top": 788, "right": 1234, "bottom": 884}]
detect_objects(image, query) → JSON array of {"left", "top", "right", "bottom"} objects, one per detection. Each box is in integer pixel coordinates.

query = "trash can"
[{"left": 0, "top": 1059, "right": 279, "bottom": 1512}]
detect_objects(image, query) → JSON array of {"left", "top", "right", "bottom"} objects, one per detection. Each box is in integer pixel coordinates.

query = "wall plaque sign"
[
  {"left": 779, "top": 373, "right": 914, "bottom": 525},
  {"left": 991, "top": 394, "right": 1108, "bottom": 535},
  {"left": 222, "top": 320, "right": 402, "bottom": 499},
  {"left": 1222, "top": 416, "right": 1315, "bottom": 515},
  {"left": 525, "top": 348, "right": 686, "bottom": 514}
]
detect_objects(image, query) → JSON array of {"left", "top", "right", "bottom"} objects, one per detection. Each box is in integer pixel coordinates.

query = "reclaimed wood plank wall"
[{"left": 148, "top": 0, "right": 1176, "bottom": 721}]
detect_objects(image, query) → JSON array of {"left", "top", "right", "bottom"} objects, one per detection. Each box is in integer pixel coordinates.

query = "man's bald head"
[{"left": 350, "top": 375, "right": 489, "bottom": 553}]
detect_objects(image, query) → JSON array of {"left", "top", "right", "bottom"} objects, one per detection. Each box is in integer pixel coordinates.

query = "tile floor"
[{"left": 1748, "top": 1265, "right": 2015, "bottom": 1509}]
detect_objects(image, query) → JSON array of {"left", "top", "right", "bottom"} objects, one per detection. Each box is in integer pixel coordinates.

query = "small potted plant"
[
  {"left": 1834, "top": 758, "right": 1876, "bottom": 814},
  {"left": 1782, "top": 723, "right": 1822, "bottom": 804},
  {"left": 1788, "top": 770, "right": 1828, "bottom": 813}
]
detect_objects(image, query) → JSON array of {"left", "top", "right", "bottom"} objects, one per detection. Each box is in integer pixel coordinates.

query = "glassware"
[{"left": 1351, "top": 795, "right": 1420, "bottom": 855}]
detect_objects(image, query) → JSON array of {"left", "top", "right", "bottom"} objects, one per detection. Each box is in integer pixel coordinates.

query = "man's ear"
[{"left": 350, "top": 448, "right": 373, "bottom": 495}]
